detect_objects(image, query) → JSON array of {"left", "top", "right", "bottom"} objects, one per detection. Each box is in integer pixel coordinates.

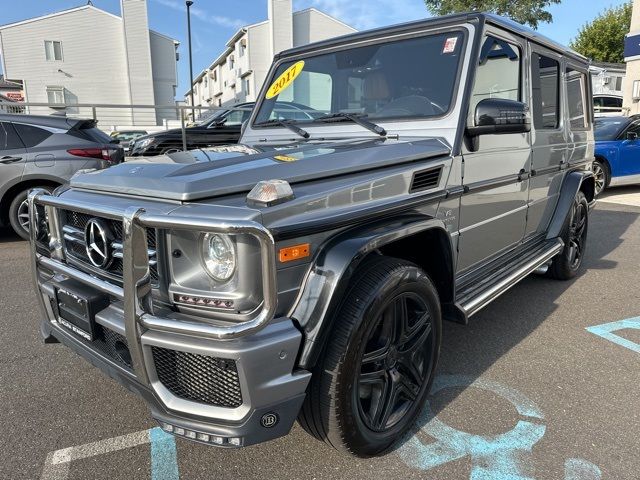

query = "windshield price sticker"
[
  {"left": 266, "top": 61, "right": 305, "bottom": 99},
  {"left": 443, "top": 37, "right": 458, "bottom": 54}
]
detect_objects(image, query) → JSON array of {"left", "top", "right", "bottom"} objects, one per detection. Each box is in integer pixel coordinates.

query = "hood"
[{"left": 70, "top": 137, "right": 451, "bottom": 201}]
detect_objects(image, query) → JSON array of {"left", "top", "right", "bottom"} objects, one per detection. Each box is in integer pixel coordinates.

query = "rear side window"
[
  {"left": 13, "top": 123, "right": 52, "bottom": 148},
  {"left": 68, "top": 124, "right": 112, "bottom": 143},
  {"left": 0, "top": 122, "right": 25, "bottom": 150},
  {"left": 566, "top": 67, "right": 590, "bottom": 130},
  {"left": 531, "top": 53, "right": 560, "bottom": 129}
]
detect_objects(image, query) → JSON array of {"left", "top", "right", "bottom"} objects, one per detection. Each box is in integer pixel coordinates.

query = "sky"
[{"left": 0, "top": 0, "right": 630, "bottom": 98}]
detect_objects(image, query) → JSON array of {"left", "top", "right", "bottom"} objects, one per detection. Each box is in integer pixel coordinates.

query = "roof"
[
  {"left": 278, "top": 12, "right": 588, "bottom": 64},
  {"left": 0, "top": 113, "right": 88, "bottom": 128},
  {"left": 0, "top": 4, "right": 177, "bottom": 43},
  {"left": 0, "top": 78, "right": 22, "bottom": 89}
]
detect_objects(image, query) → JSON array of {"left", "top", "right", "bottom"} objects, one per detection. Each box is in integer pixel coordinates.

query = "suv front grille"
[
  {"left": 59, "top": 209, "right": 159, "bottom": 285},
  {"left": 151, "top": 347, "right": 243, "bottom": 408}
]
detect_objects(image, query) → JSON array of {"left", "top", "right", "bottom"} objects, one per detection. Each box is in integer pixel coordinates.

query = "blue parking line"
[
  {"left": 149, "top": 427, "right": 179, "bottom": 480},
  {"left": 586, "top": 317, "right": 640, "bottom": 353}
]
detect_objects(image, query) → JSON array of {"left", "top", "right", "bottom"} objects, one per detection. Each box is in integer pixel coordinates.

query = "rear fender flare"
[
  {"left": 289, "top": 215, "right": 452, "bottom": 369},
  {"left": 546, "top": 170, "right": 595, "bottom": 240}
]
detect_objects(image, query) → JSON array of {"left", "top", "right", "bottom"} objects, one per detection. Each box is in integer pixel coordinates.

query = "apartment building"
[
  {"left": 186, "top": 0, "right": 355, "bottom": 110},
  {"left": 0, "top": 0, "right": 179, "bottom": 126}
]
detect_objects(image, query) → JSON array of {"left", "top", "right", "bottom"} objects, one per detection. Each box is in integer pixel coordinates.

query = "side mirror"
[
  {"left": 467, "top": 98, "right": 531, "bottom": 137},
  {"left": 626, "top": 131, "right": 638, "bottom": 141}
]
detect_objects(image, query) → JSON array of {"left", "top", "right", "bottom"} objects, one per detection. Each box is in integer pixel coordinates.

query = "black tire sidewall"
[
  {"left": 550, "top": 191, "right": 589, "bottom": 279},
  {"left": 8, "top": 187, "right": 52, "bottom": 240},
  {"left": 332, "top": 262, "right": 442, "bottom": 456}
]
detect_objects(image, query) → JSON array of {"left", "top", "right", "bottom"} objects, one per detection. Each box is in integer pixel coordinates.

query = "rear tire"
[
  {"left": 548, "top": 191, "right": 589, "bottom": 280},
  {"left": 8, "top": 187, "right": 52, "bottom": 241},
  {"left": 298, "top": 256, "right": 442, "bottom": 457}
]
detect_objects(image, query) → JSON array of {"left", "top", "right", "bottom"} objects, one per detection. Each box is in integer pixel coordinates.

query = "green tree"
[
  {"left": 570, "top": 3, "right": 632, "bottom": 63},
  {"left": 423, "top": 0, "right": 561, "bottom": 29}
]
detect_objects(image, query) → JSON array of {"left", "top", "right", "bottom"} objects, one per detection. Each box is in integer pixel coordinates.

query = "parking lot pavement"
[
  {"left": 599, "top": 185, "right": 640, "bottom": 207},
  {"left": 1, "top": 199, "right": 639, "bottom": 480}
]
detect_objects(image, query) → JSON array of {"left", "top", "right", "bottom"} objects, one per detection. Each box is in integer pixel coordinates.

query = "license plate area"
[{"left": 54, "top": 280, "right": 110, "bottom": 341}]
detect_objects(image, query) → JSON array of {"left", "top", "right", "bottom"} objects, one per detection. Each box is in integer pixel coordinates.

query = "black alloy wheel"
[
  {"left": 357, "top": 292, "right": 435, "bottom": 432},
  {"left": 548, "top": 190, "right": 589, "bottom": 280},
  {"left": 298, "top": 256, "right": 442, "bottom": 457}
]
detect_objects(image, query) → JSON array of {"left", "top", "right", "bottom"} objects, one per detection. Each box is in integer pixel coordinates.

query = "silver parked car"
[
  {"left": 29, "top": 13, "right": 595, "bottom": 457},
  {"left": 0, "top": 114, "right": 123, "bottom": 239}
]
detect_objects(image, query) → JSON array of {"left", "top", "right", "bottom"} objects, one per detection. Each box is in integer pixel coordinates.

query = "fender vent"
[{"left": 410, "top": 166, "right": 443, "bottom": 193}]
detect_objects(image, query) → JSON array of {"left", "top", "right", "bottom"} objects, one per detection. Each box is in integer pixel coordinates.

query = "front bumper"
[{"left": 29, "top": 191, "right": 311, "bottom": 447}]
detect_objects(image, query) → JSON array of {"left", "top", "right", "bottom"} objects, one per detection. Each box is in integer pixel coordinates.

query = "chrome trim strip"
[
  {"left": 123, "top": 207, "right": 151, "bottom": 385},
  {"left": 37, "top": 256, "right": 125, "bottom": 299},
  {"left": 462, "top": 238, "right": 564, "bottom": 317}
]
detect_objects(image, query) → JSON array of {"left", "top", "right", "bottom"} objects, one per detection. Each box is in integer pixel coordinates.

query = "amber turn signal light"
[{"left": 279, "top": 243, "right": 310, "bottom": 263}]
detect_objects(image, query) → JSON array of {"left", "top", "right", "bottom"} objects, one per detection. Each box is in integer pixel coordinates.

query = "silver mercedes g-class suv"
[{"left": 29, "top": 13, "right": 595, "bottom": 457}]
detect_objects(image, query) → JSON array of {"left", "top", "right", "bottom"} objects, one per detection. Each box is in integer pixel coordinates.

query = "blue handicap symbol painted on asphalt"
[
  {"left": 397, "top": 375, "right": 601, "bottom": 480},
  {"left": 149, "top": 427, "right": 180, "bottom": 480},
  {"left": 586, "top": 317, "right": 640, "bottom": 353}
]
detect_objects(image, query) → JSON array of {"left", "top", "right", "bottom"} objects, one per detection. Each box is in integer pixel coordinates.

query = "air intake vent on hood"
[{"left": 410, "top": 166, "right": 443, "bottom": 193}]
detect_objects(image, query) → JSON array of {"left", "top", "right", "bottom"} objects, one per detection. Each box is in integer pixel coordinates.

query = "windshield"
[
  {"left": 254, "top": 30, "right": 465, "bottom": 126},
  {"left": 595, "top": 117, "right": 628, "bottom": 141}
]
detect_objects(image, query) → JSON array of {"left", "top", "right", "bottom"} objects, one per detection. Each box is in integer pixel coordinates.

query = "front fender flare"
[{"left": 289, "top": 215, "right": 452, "bottom": 369}]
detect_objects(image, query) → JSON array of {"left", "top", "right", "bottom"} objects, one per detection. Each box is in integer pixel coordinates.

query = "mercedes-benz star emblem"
[{"left": 84, "top": 219, "right": 112, "bottom": 268}]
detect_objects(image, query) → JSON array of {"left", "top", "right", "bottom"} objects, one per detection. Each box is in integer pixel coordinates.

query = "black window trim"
[
  {"left": 529, "top": 44, "right": 562, "bottom": 132},
  {"left": 565, "top": 63, "right": 591, "bottom": 132}
]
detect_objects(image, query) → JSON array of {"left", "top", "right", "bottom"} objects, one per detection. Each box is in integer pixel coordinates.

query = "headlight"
[
  {"left": 135, "top": 137, "right": 154, "bottom": 150},
  {"left": 202, "top": 233, "right": 236, "bottom": 281}
]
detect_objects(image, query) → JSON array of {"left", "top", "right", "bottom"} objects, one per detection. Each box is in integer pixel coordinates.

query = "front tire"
[
  {"left": 298, "top": 256, "right": 442, "bottom": 457},
  {"left": 548, "top": 190, "right": 589, "bottom": 280},
  {"left": 8, "top": 187, "right": 52, "bottom": 240}
]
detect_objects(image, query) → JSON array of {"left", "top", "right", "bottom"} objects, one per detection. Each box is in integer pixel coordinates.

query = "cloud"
[
  {"left": 297, "top": 0, "right": 431, "bottom": 30},
  {"left": 152, "top": 0, "right": 247, "bottom": 29}
]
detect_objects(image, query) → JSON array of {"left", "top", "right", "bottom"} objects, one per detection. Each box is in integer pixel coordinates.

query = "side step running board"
[{"left": 455, "top": 238, "right": 564, "bottom": 319}]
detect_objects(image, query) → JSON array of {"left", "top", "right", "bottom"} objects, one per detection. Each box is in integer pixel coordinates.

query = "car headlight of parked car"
[
  {"left": 168, "top": 230, "right": 263, "bottom": 319},
  {"left": 202, "top": 233, "right": 236, "bottom": 282},
  {"left": 135, "top": 137, "right": 155, "bottom": 150}
]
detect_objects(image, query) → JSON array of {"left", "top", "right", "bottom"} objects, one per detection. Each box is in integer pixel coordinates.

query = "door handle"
[{"left": 0, "top": 156, "right": 22, "bottom": 164}]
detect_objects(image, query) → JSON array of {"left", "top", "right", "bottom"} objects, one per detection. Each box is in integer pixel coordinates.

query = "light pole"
[{"left": 186, "top": 1, "right": 195, "bottom": 121}]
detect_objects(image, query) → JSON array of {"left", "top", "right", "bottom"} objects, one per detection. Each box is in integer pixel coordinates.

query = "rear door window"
[
  {"left": 566, "top": 67, "right": 590, "bottom": 130},
  {"left": 12, "top": 123, "right": 52, "bottom": 148},
  {"left": 0, "top": 122, "right": 25, "bottom": 150},
  {"left": 531, "top": 53, "right": 560, "bottom": 129}
]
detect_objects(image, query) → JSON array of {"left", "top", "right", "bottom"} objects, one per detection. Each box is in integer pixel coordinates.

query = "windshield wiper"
[
  {"left": 313, "top": 113, "right": 387, "bottom": 137},
  {"left": 258, "top": 119, "right": 310, "bottom": 139}
]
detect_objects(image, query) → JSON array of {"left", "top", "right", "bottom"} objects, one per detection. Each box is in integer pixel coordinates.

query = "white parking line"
[{"left": 41, "top": 430, "right": 151, "bottom": 480}]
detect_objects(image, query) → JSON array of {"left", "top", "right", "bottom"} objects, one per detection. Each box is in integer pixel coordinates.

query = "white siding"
[
  {"left": 293, "top": 9, "right": 356, "bottom": 47},
  {"left": 121, "top": 0, "right": 156, "bottom": 124},
  {"left": 0, "top": 7, "right": 132, "bottom": 123},
  {"left": 150, "top": 31, "right": 178, "bottom": 122},
  {"left": 248, "top": 22, "right": 271, "bottom": 102}
]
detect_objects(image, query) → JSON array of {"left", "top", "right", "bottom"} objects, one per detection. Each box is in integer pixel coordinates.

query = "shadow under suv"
[{"left": 0, "top": 114, "right": 123, "bottom": 239}]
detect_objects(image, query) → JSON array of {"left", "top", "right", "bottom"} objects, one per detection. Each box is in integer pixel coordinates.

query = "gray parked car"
[
  {"left": 0, "top": 114, "right": 123, "bottom": 239},
  {"left": 28, "top": 13, "right": 595, "bottom": 457}
]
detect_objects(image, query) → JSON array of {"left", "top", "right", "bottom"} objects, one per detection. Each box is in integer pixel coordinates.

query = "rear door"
[
  {"left": 565, "top": 64, "right": 594, "bottom": 172},
  {"left": 525, "top": 45, "right": 565, "bottom": 237},
  {"left": 0, "top": 122, "right": 28, "bottom": 193}
]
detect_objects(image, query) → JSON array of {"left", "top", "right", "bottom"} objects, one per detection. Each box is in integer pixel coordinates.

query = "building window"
[
  {"left": 229, "top": 56, "right": 235, "bottom": 70},
  {"left": 46, "top": 86, "right": 65, "bottom": 104},
  {"left": 244, "top": 79, "right": 250, "bottom": 96},
  {"left": 204, "top": 76, "right": 208, "bottom": 88},
  {"left": 44, "top": 41, "right": 63, "bottom": 61},
  {"left": 239, "top": 39, "right": 247, "bottom": 57},
  {"left": 212, "top": 70, "right": 217, "bottom": 82}
]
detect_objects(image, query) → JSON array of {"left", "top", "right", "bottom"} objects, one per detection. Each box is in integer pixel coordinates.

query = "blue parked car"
[{"left": 594, "top": 115, "right": 640, "bottom": 195}]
